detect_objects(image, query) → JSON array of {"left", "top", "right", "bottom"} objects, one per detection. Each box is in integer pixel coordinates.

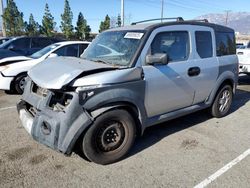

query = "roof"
[{"left": 109, "top": 21, "right": 235, "bottom": 33}]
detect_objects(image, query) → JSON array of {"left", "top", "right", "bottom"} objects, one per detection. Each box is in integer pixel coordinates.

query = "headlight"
[{"left": 0, "top": 65, "right": 9, "bottom": 72}]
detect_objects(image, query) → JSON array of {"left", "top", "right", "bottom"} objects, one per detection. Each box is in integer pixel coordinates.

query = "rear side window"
[
  {"left": 151, "top": 31, "right": 189, "bottom": 62},
  {"left": 31, "top": 38, "right": 52, "bottom": 48},
  {"left": 195, "top": 31, "right": 213, "bottom": 58},
  {"left": 216, "top": 32, "right": 236, "bottom": 56}
]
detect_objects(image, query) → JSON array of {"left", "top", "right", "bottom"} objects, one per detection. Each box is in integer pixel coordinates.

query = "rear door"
[{"left": 189, "top": 27, "right": 218, "bottom": 104}]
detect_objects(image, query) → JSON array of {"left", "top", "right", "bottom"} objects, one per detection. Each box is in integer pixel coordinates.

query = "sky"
[{"left": 2, "top": 0, "right": 250, "bottom": 33}]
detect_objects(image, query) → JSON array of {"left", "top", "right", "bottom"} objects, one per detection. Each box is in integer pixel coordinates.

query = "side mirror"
[
  {"left": 146, "top": 53, "right": 168, "bottom": 65},
  {"left": 47, "top": 53, "right": 58, "bottom": 59}
]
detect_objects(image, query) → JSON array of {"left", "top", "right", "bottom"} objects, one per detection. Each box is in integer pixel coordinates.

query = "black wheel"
[
  {"left": 14, "top": 73, "right": 27, "bottom": 94},
  {"left": 82, "top": 109, "right": 136, "bottom": 165},
  {"left": 210, "top": 85, "right": 233, "bottom": 118}
]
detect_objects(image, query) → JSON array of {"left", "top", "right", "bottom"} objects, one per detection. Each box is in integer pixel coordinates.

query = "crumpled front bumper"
[{"left": 17, "top": 79, "right": 93, "bottom": 154}]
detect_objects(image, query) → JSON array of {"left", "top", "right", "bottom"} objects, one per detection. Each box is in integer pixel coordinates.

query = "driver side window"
[{"left": 151, "top": 31, "right": 189, "bottom": 62}]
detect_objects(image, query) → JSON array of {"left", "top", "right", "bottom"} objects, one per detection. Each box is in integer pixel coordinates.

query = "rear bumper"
[
  {"left": 239, "top": 64, "right": 250, "bottom": 74},
  {"left": 0, "top": 72, "right": 13, "bottom": 90},
  {"left": 17, "top": 79, "right": 93, "bottom": 154}
]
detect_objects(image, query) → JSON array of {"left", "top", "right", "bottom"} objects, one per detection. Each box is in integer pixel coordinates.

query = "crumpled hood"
[{"left": 28, "top": 56, "right": 112, "bottom": 89}]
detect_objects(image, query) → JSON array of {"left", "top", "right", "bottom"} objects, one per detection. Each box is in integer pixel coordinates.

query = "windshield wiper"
[{"left": 90, "top": 58, "right": 113, "bottom": 65}]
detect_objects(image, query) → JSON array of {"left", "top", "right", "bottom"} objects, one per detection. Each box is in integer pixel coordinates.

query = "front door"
[{"left": 143, "top": 30, "right": 195, "bottom": 117}]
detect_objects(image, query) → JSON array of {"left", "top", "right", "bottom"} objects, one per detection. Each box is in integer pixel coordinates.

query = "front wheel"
[
  {"left": 210, "top": 85, "right": 233, "bottom": 118},
  {"left": 82, "top": 109, "right": 136, "bottom": 165},
  {"left": 14, "top": 73, "right": 27, "bottom": 94}
]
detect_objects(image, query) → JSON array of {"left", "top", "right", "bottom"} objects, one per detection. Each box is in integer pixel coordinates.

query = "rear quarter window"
[{"left": 216, "top": 32, "right": 236, "bottom": 56}]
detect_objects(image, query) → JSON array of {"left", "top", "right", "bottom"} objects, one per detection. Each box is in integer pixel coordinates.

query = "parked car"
[
  {"left": 0, "top": 36, "right": 62, "bottom": 59},
  {"left": 17, "top": 18, "right": 238, "bottom": 165},
  {"left": 0, "top": 37, "right": 12, "bottom": 45},
  {"left": 237, "top": 41, "right": 250, "bottom": 75},
  {"left": 0, "top": 41, "right": 90, "bottom": 93}
]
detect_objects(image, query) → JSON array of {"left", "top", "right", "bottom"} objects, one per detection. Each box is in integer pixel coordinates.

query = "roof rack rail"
[
  {"left": 131, "top": 17, "right": 184, "bottom": 25},
  {"left": 185, "top": 19, "right": 209, "bottom": 23}
]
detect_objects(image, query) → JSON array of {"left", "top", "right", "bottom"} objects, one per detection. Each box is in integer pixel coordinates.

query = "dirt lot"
[{"left": 0, "top": 76, "right": 249, "bottom": 188}]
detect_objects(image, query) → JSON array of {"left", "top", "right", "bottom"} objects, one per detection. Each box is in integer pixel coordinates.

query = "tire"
[
  {"left": 14, "top": 73, "right": 27, "bottom": 94},
  {"left": 82, "top": 109, "right": 136, "bottom": 165},
  {"left": 210, "top": 85, "right": 233, "bottom": 118}
]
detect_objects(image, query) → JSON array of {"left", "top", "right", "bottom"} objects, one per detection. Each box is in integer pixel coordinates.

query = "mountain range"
[{"left": 196, "top": 12, "right": 250, "bottom": 34}]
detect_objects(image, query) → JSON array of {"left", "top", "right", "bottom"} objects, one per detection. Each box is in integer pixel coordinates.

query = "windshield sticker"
[{"left": 124, "top": 32, "right": 144, "bottom": 39}]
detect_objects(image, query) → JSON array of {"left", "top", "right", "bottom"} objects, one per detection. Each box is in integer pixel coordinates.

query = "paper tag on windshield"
[{"left": 124, "top": 32, "right": 144, "bottom": 39}]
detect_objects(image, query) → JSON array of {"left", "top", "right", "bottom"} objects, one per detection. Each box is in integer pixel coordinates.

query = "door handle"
[{"left": 188, "top": 67, "right": 200, "bottom": 77}]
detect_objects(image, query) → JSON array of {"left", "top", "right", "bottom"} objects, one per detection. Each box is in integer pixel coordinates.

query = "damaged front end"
[{"left": 17, "top": 78, "right": 93, "bottom": 154}]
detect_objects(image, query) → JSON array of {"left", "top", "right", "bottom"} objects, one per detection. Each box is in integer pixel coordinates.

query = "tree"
[
  {"left": 25, "top": 14, "right": 40, "bottom": 36},
  {"left": 117, "top": 14, "right": 121, "bottom": 27},
  {"left": 60, "top": 0, "right": 73, "bottom": 39},
  {"left": 41, "top": 3, "right": 56, "bottom": 37},
  {"left": 99, "top": 15, "right": 110, "bottom": 33},
  {"left": 2, "top": 0, "right": 25, "bottom": 36},
  {"left": 84, "top": 25, "right": 91, "bottom": 40},
  {"left": 75, "top": 12, "right": 91, "bottom": 40}
]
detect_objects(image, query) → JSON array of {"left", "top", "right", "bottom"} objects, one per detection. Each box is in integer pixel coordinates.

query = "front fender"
[{"left": 83, "top": 80, "right": 147, "bottom": 131}]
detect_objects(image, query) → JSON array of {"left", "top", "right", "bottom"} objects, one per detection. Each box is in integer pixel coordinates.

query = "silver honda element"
[{"left": 17, "top": 18, "right": 238, "bottom": 164}]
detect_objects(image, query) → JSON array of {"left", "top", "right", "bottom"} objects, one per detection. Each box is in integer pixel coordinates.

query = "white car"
[
  {"left": 0, "top": 41, "right": 90, "bottom": 94},
  {"left": 237, "top": 42, "right": 250, "bottom": 76}
]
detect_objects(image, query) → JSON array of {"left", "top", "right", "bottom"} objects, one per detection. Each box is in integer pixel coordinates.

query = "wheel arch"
[
  {"left": 90, "top": 102, "right": 144, "bottom": 136},
  {"left": 10, "top": 71, "right": 28, "bottom": 91},
  {"left": 206, "top": 71, "right": 236, "bottom": 105}
]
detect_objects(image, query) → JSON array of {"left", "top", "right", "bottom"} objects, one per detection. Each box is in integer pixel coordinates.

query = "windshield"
[
  {"left": 82, "top": 30, "right": 145, "bottom": 67},
  {"left": 30, "top": 44, "right": 60, "bottom": 59}
]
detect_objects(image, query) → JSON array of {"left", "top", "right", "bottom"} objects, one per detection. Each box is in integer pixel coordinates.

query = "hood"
[
  {"left": 0, "top": 56, "right": 32, "bottom": 65},
  {"left": 28, "top": 56, "right": 113, "bottom": 89}
]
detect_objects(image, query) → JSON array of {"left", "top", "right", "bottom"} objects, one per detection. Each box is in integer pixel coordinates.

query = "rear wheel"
[
  {"left": 82, "top": 109, "right": 136, "bottom": 165},
  {"left": 14, "top": 73, "right": 27, "bottom": 94},
  {"left": 210, "top": 85, "right": 233, "bottom": 118}
]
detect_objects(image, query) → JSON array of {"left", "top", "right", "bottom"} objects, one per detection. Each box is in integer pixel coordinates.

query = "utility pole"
[
  {"left": 0, "top": 0, "right": 6, "bottom": 36},
  {"left": 161, "top": 0, "right": 164, "bottom": 22},
  {"left": 225, "top": 10, "right": 231, "bottom": 26},
  {"left": 121, "top": 0, "right": 124, "bottom": 26}
]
